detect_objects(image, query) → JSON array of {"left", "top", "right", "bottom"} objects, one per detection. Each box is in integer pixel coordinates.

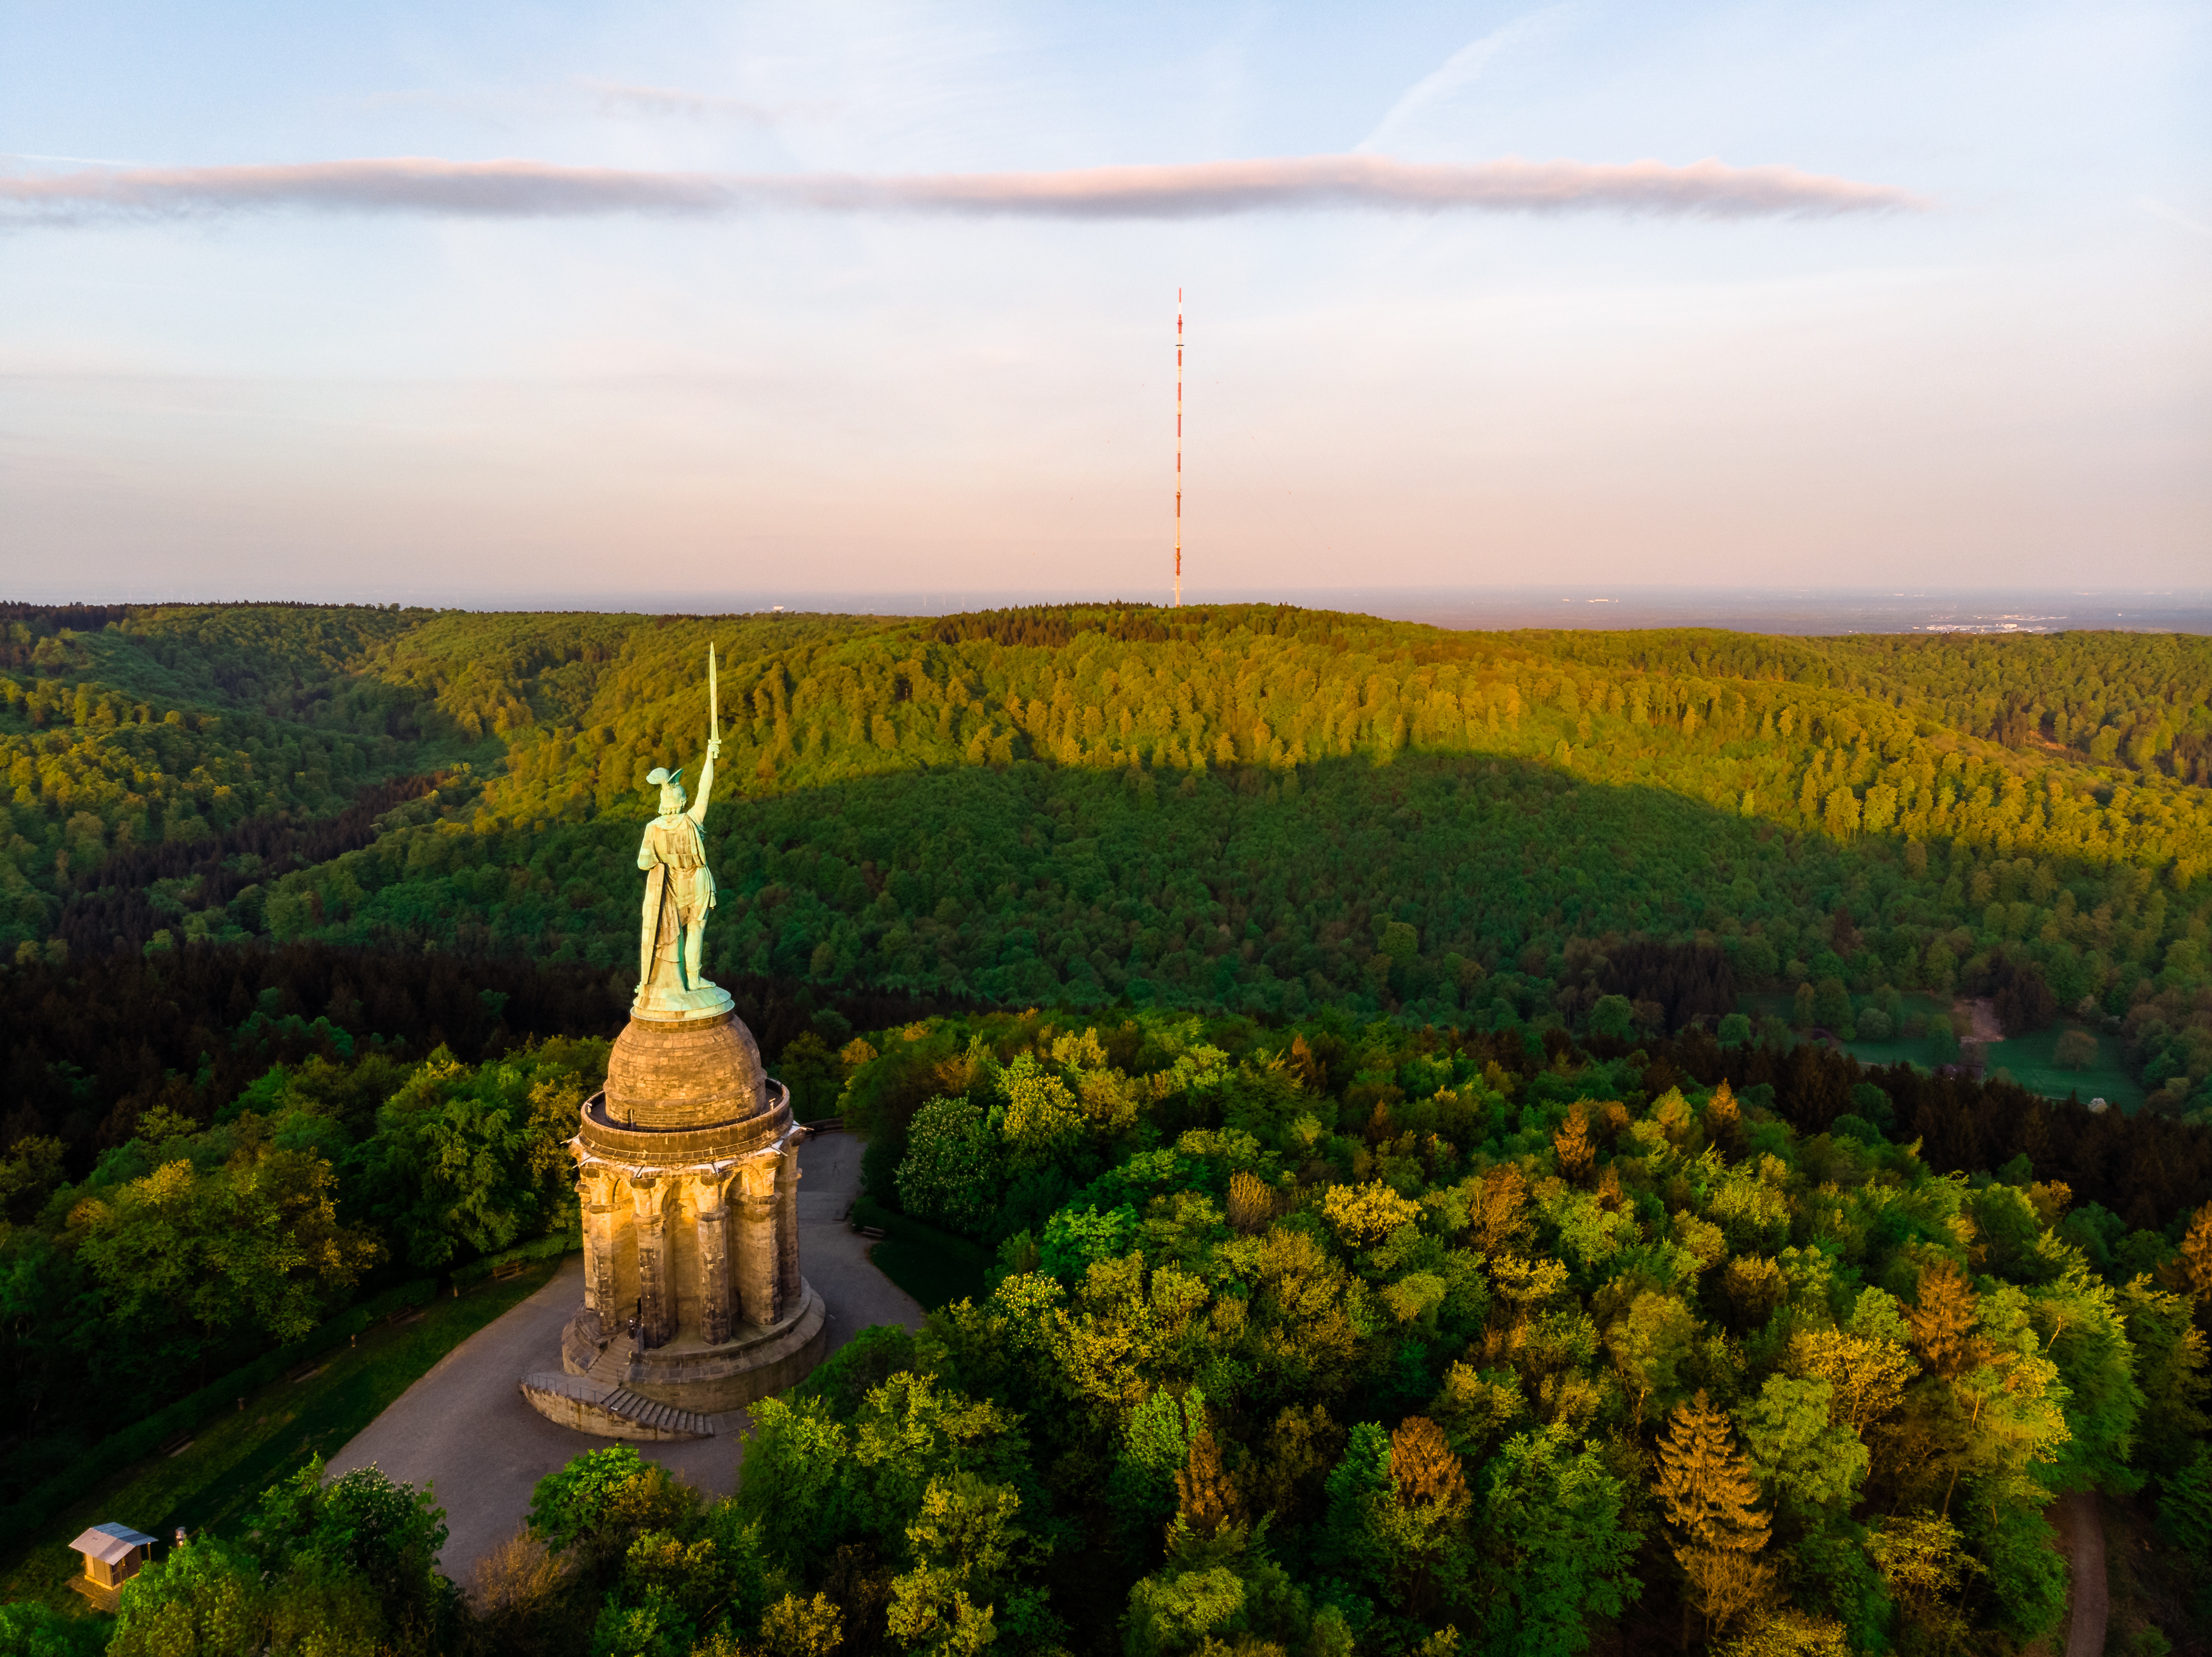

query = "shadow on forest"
[
  {"left": 693, "top": 743, "right": 2098, "bottom": 1009},
  {"left": 17, "top": 746, "right": 2179, "bottom": 1191},
  {"left": 0, "top": 942, "right": 954, "bottom": 1180}
]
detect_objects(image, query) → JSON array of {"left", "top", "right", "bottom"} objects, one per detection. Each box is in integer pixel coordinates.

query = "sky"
[{"left": 1, "top": 0, "right": 2207, "bottom": 608}]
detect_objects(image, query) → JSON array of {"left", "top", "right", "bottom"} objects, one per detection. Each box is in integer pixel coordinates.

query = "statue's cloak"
[{"left": 639, "top": 813, "right": 716, "bottom": 988}]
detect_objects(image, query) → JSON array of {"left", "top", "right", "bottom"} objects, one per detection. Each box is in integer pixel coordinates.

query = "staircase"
[
  {"left": 524, "top": 1307, "right": 720, "bottom": 1440},
  {"left": 600, "top": 1386, "right": 716, "bottom": 1439},
  {"left": 517, "top": 1370, "right": 716, "bottom": 1440},
  {"left": 585, "top": 1336, "right": 630, "bottom": 1386}
]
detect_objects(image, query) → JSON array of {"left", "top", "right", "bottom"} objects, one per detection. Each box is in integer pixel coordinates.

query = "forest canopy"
[
  {"left": 3, "top": 601, "right": 2211, "bottom": 1654},
  {"left": 4, "top": 603, "right": 2208, "bottom": 1122},
  {"left": 12, "top": 1004, "right": 2210, "bottom": 1657}
]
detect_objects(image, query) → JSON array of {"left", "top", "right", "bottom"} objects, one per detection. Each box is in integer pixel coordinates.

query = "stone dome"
[{"left": 602, "top": 1010, "right": 769, "bottom": 1131}]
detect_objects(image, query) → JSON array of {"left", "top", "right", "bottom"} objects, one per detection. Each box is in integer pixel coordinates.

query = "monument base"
[
  {"left": 520, "top": 1281, "right": 828, "bottom": 1438},
  {"left": 630, "top": 981, "right": 736, "bottom": 1024}
]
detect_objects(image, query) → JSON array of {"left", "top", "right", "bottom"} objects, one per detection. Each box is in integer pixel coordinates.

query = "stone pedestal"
[{"left": 522, "top": 984, "right": 828, "bottom": 1432}]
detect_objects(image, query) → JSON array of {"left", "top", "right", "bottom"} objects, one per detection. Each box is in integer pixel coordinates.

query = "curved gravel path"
[
  {"left": 2061, "top": 1491, "right": 2108, "bottom": 1657},
  {"left": 325, "top": 1131, "right": 920, "bottom": 1587}
]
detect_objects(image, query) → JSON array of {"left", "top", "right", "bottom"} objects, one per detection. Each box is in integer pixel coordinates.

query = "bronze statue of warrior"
[{"left": 638, "top": 648, "right": 725, "bottom": 997}]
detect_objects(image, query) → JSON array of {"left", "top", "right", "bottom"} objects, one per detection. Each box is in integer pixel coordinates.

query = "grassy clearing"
[
  {"left": 1837, "top": 1037, "right": 1938, "bottom": 1071},
  {"left": 1737, "top": 990, "right": 1949, "bottom": 1072},
  {"left": 848, "top": 1195, "right": 995, "bottom": 1313},
  {"left": 1, "top": 1259, "right": 565, "bottom": 1617},
  {"left": 866, "top": 1237, "right": 991, "bottom": 1312},
  {"left": 1838, "top": 998, "right": 1952, "bottom": 1070},
  {"left": 1985, "top": 1025, "right": 2143, "bottom": 1111}
]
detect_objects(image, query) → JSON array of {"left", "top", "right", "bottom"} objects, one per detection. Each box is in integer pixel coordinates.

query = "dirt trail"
[
  {"left": 2061, "top": 1491, "right": 2108, "bottom": 1657},
  {"left": 1954, "top": 997, "right": 2004, "bottom": 1044}
]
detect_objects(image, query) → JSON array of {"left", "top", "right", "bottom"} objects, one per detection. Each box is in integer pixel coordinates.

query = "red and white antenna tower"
[{"left": 1173, "top": 288, "right": 1183, "bottom": 608}]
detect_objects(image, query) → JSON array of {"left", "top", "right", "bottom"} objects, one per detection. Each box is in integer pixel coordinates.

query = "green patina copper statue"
[{"left": 637, "top": 646, "right": 726, "bottom": 1006}]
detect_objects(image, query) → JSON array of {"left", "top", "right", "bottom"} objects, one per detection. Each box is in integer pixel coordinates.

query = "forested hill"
[{"left": 4, "top": 601, "right": 2210, "bottom": 1141}]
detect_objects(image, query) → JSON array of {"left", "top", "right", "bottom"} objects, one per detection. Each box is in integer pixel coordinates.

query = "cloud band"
[{"left": 0, "top": 152, "right": 1923, "bottom": 225}]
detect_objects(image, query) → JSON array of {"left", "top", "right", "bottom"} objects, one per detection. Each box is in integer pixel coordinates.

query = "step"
[
  {"left": 602, "top": 1386, "right": 715, "bottom": 1439},
  {"left": 519, "top": 1371, "right": 715, "bottom": 1441}
]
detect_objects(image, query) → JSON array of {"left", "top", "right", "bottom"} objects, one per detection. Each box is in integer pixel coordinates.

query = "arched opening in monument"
[
  {"left": 668, "top": 1187, "right": 700, "bottom": 1342},
  {"left": 608, "top": 1220, "right": 640, "bottom": 1337}
]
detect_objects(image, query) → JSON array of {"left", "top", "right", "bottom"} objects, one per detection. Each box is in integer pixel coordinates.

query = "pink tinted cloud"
[{"left": 0, "top": 152, "right": 1923, "bottom": 224}]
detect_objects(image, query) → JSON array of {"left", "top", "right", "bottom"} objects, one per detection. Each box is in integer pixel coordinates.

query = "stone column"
[
  {"left": 694, "top": 1171, "right": 736, "bottom": 1345},
  {"left": 631, "top": 1178, "right": 675, "bottom": 1348},
  {"left": 734, "top": 1157, "right": 780, "bottom": 1326},
  {"left": 579, "top": 1166, "right": 622, "bottom": 1320},
  {"left": 774, "top": 1142, "right": 802, "bottom": 1313}
]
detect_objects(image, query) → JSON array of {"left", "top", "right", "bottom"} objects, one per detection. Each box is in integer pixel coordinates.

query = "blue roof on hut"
[{"left": 70, "top": 1523, "right": 155, "bottom": 1565}]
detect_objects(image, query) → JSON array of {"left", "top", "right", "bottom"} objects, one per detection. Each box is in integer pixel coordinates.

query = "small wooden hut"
[{"left": 68, "top": 1522, "right": 155, "bottom": 1610}]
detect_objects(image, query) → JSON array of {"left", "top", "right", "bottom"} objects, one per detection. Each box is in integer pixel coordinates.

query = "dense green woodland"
[
  {"left": 4, "top": 1008, "right": 2209, "bottom": 1656},
  {"left": 2, "top": 603, "right": 2209, "bottom": 1121},
  {"left": 1, "top": 601, "right": 2210, "bottom": 1653},
  {"left": 0, "top": 942, "right": 936, "bottom": 1499}
]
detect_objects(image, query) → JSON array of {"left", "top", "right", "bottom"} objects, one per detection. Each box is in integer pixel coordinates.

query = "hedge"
[{"left": 449, "top": 1228, "right": 583, "bottom": 1291}]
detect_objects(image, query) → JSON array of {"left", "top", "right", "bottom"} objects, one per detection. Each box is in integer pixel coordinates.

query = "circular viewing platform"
[{"left": 575, "top": 1079, "right": 793, "bottom": 1166}]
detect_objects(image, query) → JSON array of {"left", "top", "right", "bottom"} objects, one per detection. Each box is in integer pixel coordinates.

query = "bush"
[
  {"left": 0, "top": 1602, "right": 110, "bottom": 1656},
  {"left": 2054, "top": 1029, "right": 2100, "bottom": 1071},
  {"left": 450, "top": 1228, "right": 580, "bottom": 1290},
  {"left": 793, "top": 1325, "right": 921, "bottom": 1418},
  {"left": 894, "top": 1096, "right": 1000, "bottom": 1234}
]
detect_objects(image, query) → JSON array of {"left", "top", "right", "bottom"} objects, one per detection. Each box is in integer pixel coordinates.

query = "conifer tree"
[
  {"left": 1907, "top": 1260, "right": 1983, "bottom": 1379},
  {"left": 1655, "top": 1391, "right": 1776, "bottom": 1641},
  {"left": 1703, "top": 1079, "right": 1746, "bottom": 1162},
  {"left": 1390, "top": 1416, "right": 1470, "bottom": 1517},
  {"left": 1470, "top": 1165, "right": 1532, "bottom": 1254},
  {"left": 2181, "top": 1201, "right": 2212, "bottom": 1307},
  {"left": 1174, "top": 1430, "right": 1246, "bottom": 1539},
  {"left": 1553, "top": 1103, "right": 1595, "bottom": 1185}
]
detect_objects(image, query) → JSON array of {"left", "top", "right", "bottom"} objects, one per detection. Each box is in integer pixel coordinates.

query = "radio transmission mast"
[{"left": 1174, "top": 289, "right": 1183, "bottom": 608}]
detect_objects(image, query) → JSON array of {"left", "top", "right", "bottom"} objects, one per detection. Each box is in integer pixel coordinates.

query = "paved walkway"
[{"left": 326, "top": 1131, "right": 921, "bottom": 1588}]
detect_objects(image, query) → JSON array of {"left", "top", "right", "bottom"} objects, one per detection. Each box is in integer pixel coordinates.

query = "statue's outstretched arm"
[{"left": 689, "top": 737, "right": 720, "bottom": 824}]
